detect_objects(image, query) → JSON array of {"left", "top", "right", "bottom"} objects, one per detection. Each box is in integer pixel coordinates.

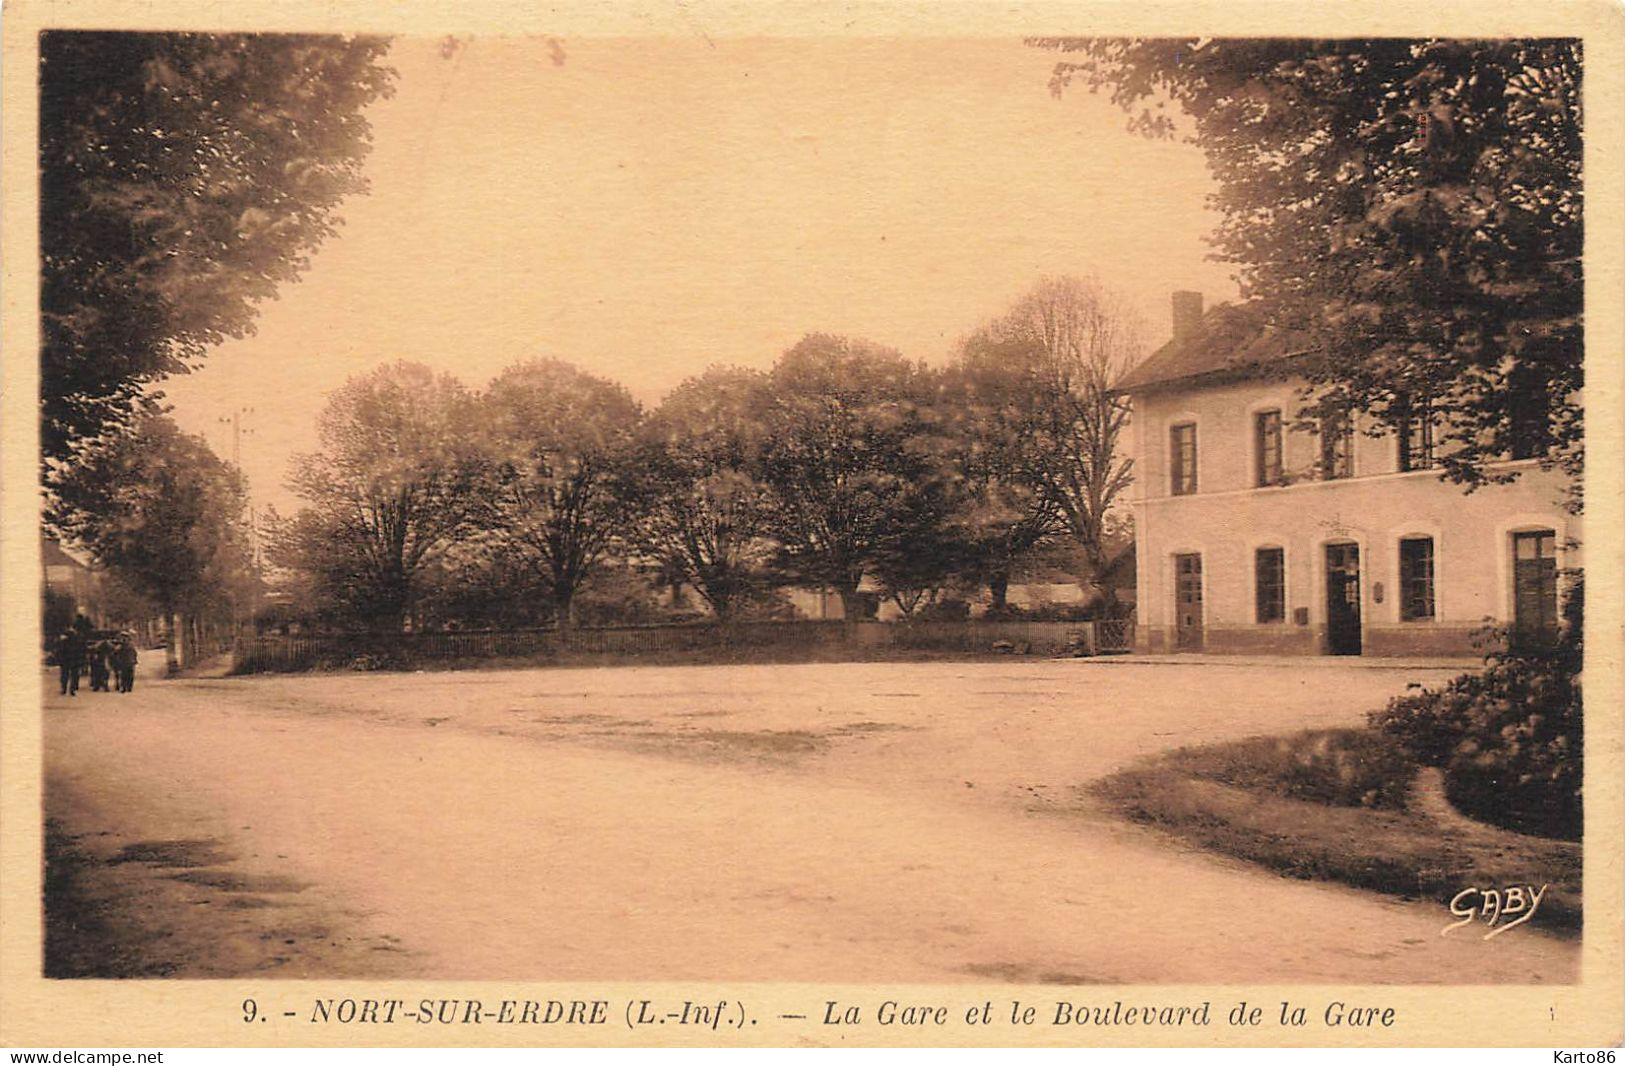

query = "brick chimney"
[{"left": 1171, "top": 291, "right": 1204, "bottom": 341}]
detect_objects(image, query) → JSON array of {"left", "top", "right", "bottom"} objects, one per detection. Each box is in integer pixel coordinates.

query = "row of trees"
[
  {"left": 40, "top": 32, "right": 396, "bottom": 667},
  {"left": 271, "top": 276, "right": 1143, "bottom": 632},
  {"left": 50, "top": 415, "right": 259, "bottom": 671}
]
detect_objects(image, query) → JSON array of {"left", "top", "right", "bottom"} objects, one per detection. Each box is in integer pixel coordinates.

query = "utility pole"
[
  {"left": 218, "top": 407, "right": 258, "bottom": 642},
  {"left": 217, "top": 407, "right": 257, "bottom": 551}
]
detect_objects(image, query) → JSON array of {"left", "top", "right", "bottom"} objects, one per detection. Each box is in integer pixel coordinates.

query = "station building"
[{"left": 1117, "top": 293, "right": 1577, "bottom": 656}]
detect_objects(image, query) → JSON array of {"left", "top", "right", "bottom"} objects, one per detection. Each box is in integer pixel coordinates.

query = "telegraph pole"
[
  {"left": 218, "top": 407, "right": 258, "bottom": 641},
  {"left": 218, "top": 406, "right": 258, "bottom": 560}
]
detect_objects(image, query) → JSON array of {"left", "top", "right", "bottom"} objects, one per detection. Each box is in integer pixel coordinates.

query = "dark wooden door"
[
  {"left": 1512, "top": 530, "right": 1559, "bottom": 651},
  {"left": 1324, "top": 542, "right": 1362, "bottom": 655},
  {"left": 1174, "top": 553, "right": 1203, "bottom": 651}
]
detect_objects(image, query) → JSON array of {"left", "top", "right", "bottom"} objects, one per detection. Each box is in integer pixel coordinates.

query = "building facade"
[
  {"left": 1119, "top": 296, "right": 1578, "bottom": 657},
  {"left": 42, "top": 536, "right": 103, "bottom": 631}
]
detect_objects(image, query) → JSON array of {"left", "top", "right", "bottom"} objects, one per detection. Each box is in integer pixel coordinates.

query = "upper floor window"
[
  {"left": 1254, "top": 409, "right": 1284, "bottom": 487},
  {"left": 1397, "top": 398, "right": 1435, "bottom": 472},
  {"left": 1509, "top": 403, "right": 1552, "bottom": 460},
  {"left": 1507, "top": 363, "right": 1552, "bottom": 460},
  {"left": 1170, "top": 423, "right": 1198, "bottom": 496},
  {"left": 1319, "top": 408, "right": 1353, "bottom": 480},
  {"left": 1255, "top": 547, "right": 1286, "bottom": 623},
  {"left": 1398, "top": 536, "right": 1436, "bottom": 621}
]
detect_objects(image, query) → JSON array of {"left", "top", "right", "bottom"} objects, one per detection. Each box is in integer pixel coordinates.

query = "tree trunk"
[
  {"left": 834, "top": 580, "right": 864, "bottom": 635},
  {"left": 988, "top": 570, "right": 1010, "bottom": 612},
  {"left": 699, "top": 571, "right": 733, "bottom": 624},
  {"left": 553, "top": 588, "right": 577, "bottom": 630},
  {"left": 1083, "top": 542, "right": 1121, "bottom": 618},
  {"left": 164, "top": 610, "right": 181, "bottom": 676},
  {"left": 1093, "top": 580, "right": 1121, "bottom": 618}
]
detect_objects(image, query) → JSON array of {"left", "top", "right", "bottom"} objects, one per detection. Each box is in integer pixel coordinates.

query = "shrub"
[
  {"left": 981, "top": 601, "right": 1095, "bottom": 622},
  {"left": 1374, "top": 676, "right": 1484, "bottom": 767},
  {"left": 917, "top": 598, "right": 970, "bottom": 621},
  {"left": 1370, "top": 576, "right": 1582, "bottom": 840},
  {"left": 1164, "top": 728, "right": 1415, "bottom": 810}
]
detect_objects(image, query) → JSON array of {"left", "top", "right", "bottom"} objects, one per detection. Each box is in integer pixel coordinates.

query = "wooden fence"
[{"left": 232, "top": 617, "right": 1134, "bottom": 674}]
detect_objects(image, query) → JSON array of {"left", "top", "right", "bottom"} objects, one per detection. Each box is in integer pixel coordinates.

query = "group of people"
[{"left": 52, "top": 618, "right": 138, "bottom": 696}]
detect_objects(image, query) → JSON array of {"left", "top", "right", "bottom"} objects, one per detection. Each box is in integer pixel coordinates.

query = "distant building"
[
  {"left": 42, "top": 536, "right": 101, "bottom": 630},
  {"left": 1116, "top": 294, "right": 1577, "bottom": 657},
  {"left": 787, "top": 585, "right": 880, "bottom": 622}
]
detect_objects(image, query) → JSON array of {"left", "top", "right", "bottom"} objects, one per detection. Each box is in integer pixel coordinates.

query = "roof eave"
[{"left": 1111, "top": 348, "right": 1319, "bottom": 398}]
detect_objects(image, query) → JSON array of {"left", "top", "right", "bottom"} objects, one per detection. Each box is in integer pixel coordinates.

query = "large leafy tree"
[
  {"left": 39, "top": 31, "right": 394, "bottom": 474},
  {"left": 754, "top": 334, "right": 951, "bottom": 621},
  {"left": 949, "top": 337, "right": 1064, "bottom": 612},
  {"left": 277, "top": 361, "right": 484, "bottom": 631},
  {"left": 868, "top": 476, "right": 977, "bottom": 619},
  {"left": 51, "top": 413, "right": 251, "bottom": 673},
  {"left": 482, "top": 359, "right": 643, "bottom": 628},
  {"left": 1030, "top": 38, "right": 1582, "bottom": 497},
  {"left": 956, "top": 276, "right": 1142, "bottom": 615},
  {"left": 637, "top": 367, "right": 776, "bottom": 622}
]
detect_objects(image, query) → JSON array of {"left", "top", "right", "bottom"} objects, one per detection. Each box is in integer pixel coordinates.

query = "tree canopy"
[
  {"left": 955, "top": 276, "right": 1143, "bottom": 613},
  {"left": 278, "top": 361, "right": 484, "bottom": 630},
  {"left": 637, "top": 367, "right": 776, "bottom": 621},
  {"left": 51, "top": 413, "right": 252, "bottom": 669},
  {"left": 482, "top": 359, "right": 644, "bottom": 627},
  {"left": 754, "top": 334, "right": 950, "bottom": 620},
  {"left": 1031, "top": 38, "right": 1582, "bottom": 497},
  {"left": 40, "top": 32, "right": 394, "bottom": 470}
]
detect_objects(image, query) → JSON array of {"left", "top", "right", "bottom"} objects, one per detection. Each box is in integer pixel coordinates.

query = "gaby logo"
[{"left": 1442, "top": 884, "right": 1549, "bottom": 939}]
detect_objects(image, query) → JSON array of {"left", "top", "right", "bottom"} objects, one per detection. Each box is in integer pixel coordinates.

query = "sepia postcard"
[{"left": 2, "top": 0, "right": 1622, "bottom": 1050}]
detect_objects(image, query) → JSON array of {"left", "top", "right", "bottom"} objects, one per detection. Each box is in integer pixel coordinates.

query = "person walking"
[
  {"left": 56, "top": 629, "right": 84, "bottom": 696},
  {"left": 113, "top": 635, "right": 139, "bottom": 694},
  {"left": 87, "top": 638, "right": 111, "bottom": 692}
]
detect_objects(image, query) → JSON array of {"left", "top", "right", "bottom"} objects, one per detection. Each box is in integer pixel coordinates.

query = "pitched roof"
[
  {"left": 41, "top": 537, "right": 88, "bottom": 570},
  {"left": 1113, "top": 302, "right": 1315, "bottom": 394}
]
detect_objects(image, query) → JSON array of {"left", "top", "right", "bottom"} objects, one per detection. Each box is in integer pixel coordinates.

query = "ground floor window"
[
  {"left": 1512, "top": 529, "right": 1559, "bottom": 648},
  {"left": 1398, "top": 536, "right": 1435, "bottom": 621},
  {"left": 1255, "top": 547, "right": 1285, "bottom": 623}
]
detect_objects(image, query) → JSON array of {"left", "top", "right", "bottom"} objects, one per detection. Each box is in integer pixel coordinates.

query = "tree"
[
  {"left": 1030, "top": 38, "right": 1582, "bottom": 498},
  {"left": 868, "top": 481, "right": 977, "bottom": 618},
  {"left": 946, "top": 342, "right": 1063, "bottom": 611},
  {"left": 278, "top": 361, "right": 484, "bottom": 631},
  {"left": 482, "top": 359, "right": 643, "bottom": 628},
  {"left": 51, "top": 414, "right": 251, "bottom": 673},
  {"left": 40, "top": 32, "right": 394, "bottom": 476},
  {"left": 754, "top": 334, "right": 950, "bottom": 622},
  {"left": 638, "top": 367, "right": 776, "bottom": 622},
  {"left": 956, "top": 276, "right": 1143, "bottom": 615}
]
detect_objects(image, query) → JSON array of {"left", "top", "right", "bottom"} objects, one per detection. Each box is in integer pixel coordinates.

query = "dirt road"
[{"left": 42, "top": 659, "right": 1579, "bottom": 983}]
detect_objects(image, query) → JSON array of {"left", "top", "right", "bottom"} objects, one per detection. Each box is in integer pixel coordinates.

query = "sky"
[{"left": 161, "top": 35, "right": 1239, "bottom": 513}]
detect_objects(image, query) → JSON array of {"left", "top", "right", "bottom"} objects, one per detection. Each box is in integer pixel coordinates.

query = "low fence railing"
[
  {"left": 232, "top": 617, "right": 1136, "bottom": 674},
  {"left": 1093, "top": 618, "right": 1133, "bottom": 653}
]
